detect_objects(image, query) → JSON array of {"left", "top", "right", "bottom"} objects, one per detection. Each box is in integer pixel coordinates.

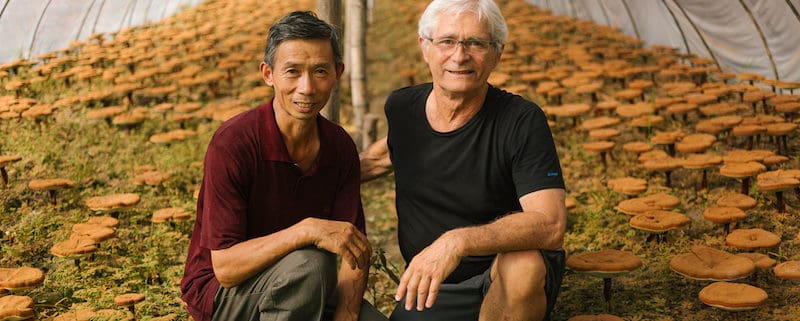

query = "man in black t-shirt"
[{"left": 360, "top": 1, "right": 566, "bottom": 320}]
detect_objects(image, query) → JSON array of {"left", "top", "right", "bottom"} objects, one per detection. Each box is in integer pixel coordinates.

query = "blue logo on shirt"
[{"left": 547, "top": 172, "right": 559, "bottom": 177}]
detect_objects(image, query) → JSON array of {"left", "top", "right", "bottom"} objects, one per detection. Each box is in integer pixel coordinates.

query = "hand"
[
  {"left": 395, "top": 234, "right": 462, "bottom": 311},
  {"left": 302, "top": 218, "right": 371, "bottom": 270}
]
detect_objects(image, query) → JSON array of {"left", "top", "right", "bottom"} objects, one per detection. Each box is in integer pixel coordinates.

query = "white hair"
[{"left": 418, "top": 0, "right": 508, "bottom": 50}]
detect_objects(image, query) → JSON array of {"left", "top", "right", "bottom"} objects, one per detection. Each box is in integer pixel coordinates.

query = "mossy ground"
[{"left": 0, "top": 0, "right": 798, "bottom": 320}]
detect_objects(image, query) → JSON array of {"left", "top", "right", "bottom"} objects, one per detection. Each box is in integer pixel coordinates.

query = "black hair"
[{"left": 263, "top": 11, "right": 342, "bottom": 68}]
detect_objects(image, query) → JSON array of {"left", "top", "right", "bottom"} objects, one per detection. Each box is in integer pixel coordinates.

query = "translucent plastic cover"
[
  {"left": 0, "top": 0, "right": 201, "bottom": 63},
  {"left": 526, "top": 0, "right": 800, "bottom": 81}
]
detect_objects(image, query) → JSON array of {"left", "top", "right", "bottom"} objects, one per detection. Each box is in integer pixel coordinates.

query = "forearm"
[
  {"left": 333, "top": 261, "right": 369, "bottom": 321},
  {"left": 447, "top": 204, "right": 565, "bottom": 256},
  {"left": 450, "top": 212, "right": 564, "bottom": 256},
  {"left": 211, "top": 222, "right": 310, "bottom": 288},
  {"left": 360, "top": 137, "right": 393, "bottom": 182}
]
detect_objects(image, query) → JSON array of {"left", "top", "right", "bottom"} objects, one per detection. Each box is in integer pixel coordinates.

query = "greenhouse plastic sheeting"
[
  {"left": 0, "top": 0, "right": 202, "bottom": 63},
  {"left": 526, "top": 0, "right": 800, "bottom": 82}
]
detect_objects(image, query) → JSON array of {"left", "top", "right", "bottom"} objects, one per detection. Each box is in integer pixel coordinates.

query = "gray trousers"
[{"left": 212, "top": 247, "right": 388, "bottom": 321}]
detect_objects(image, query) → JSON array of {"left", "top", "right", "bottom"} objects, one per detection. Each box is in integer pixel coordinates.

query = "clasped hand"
[{"left": 303, "top": 218, "right": 371, "bottom": 270}]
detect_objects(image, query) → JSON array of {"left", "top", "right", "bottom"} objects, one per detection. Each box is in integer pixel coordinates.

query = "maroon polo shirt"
[{"left": 180, "top": 99, "right": 365, "bottom": 321}]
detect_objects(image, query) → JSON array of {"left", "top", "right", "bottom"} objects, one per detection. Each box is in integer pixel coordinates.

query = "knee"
[
  {"left": 279, "top": 247, "right": 337, "bottom": 292},
  {"left": 493, "top": 250, "right": 547, "bottom": 297}
]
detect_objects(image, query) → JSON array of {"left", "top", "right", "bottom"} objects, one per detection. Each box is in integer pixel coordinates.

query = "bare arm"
[
  {"left": 448, "top": 188, "right": 566, "bottom": 255},
  {"left": 211, "top": 217, "right": 370, "bottom": 289},
  {"left": 396, "top": 188, "right": 566, "bottom": 311},
  {"left": 360, "top": 137, "right": 393, "bottom": 182},
  {"left": 332, "top": 243, "right": 372, "bottom": 321}
]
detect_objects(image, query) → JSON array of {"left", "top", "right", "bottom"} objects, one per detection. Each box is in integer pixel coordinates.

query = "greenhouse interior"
[{"left": 0, "top": 0, "right": 799, "bottom": 320}]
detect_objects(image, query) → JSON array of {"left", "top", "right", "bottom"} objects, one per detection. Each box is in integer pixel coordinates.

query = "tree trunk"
[
  {"left": 347, "top": 0, "right": 368, "bottom": 149},
  {"left": 317, "top": 0, "right": 343, "bottom": 124}
]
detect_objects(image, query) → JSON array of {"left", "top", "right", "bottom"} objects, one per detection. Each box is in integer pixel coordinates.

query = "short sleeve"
[
  {"left": 329, "top": 130, "right": 366, "bottom": 234},
  {"left": 509, "top": 107, "right": 565, "bottom": 198},
  {"left": 199, "top": 139, "right": 251, "bottom": 250},
  {"left": 331, "top": 151, "right": 366, "bottom": 234}
]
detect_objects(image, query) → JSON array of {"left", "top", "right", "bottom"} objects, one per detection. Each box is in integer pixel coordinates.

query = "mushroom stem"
[
  {"left": 724, "top": 130, "right": 733, "bottom": 146},
  {"left": 664, "top": 171, "right": 672, "bottom": 188},
  {"left": 700, "top": 169, "right": 708, "bottom": 190},
  {"left": 128, "top": 305, "right": 136, "bottom": 320},
  {"left": 775, "top": 191, "right": 785, "bottom": 213},
  {"left": 780, "top": 136, "right": 788, "bottom": 155},
  {"left": 603, "top": 277, "right": 612, "bottom": 305},
  {"left": 1, "top": 167, "right": 7, "bottom": 187},
  {"left": 600, "top": 151, "right": 607, "bottom": 169},
  {"left": 741, "top": 178, "right": 751, "bottom": 195},
  {"left": 724, "top": 222, "right": 734, "bottom": 236},
  {"left": 645, "top": 233, "right": 666, "bottom": 243},
  {"left": 48, "top": 190, "right": 58, "bottom": 205}
]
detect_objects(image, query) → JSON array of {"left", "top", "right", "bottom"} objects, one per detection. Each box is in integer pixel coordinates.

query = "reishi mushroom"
[
  {"left": 698, "top": 282, "right": 767, "bottom": 311},
  {"left": 0, "top": 295, "right": 34, "bottom": 321},
  {"left": 50, "top": 237, "right": 98, "bottom": 268},
  {"left": 151, "top": 208, "right": 192, "bottom": 223},
  {"left": 735, "top": 253, "right": 777, "bottom": 271},
  {"left": 682, "top": 153, "right": 722, "bottom": 190},
  {"left": 773, "top": 260, "right": 800, "bottom": 280},
  {"left": 670, "top": 245, "right": 755, "bottom": 281},
  {"left": 703, "top": 206, "right": 747, "bottom": 235},
  {"left": 27, "top": 178, "right": 76, "bottom": 205},
  {"left": 607, "top": 177, "right": 647, "bottom": 196},
  {"left": 756, "top": 170, "right": 800, "bottom": 213},
  {"left": 715, "top": 193, "right": 757, "bottom": 210},
  {"left": 114, "top": 293, "right": 145, "bottom": 320},
  {"left": 629, "top": 210, "right": 690, "bottom": 242},
  {"left": 719, "top": 161, "right": 766, "bottom": 195},
  {"left": 84, "top": 193, "right": 141, "bottom": 218},
  {"left": 566, "top": 249, "right": 642, "bottom": 305},
  {"left": 0, "top": 267, "right": 44, "bottom": 291},
  {"left": 0, "top": 155, "right": 22, "bottom": 187},
  {"left": 725, "top": 228, "right": 781, "bottom": 251}
]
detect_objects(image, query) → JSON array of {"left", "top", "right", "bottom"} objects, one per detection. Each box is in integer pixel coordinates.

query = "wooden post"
[
  {"left": 362, "top": 113, "right": 379, "bottom": 151},
  {"left": 318, "top": 0, "right": 343, "bottom": 124},
  {"left": 347, "top": 0, "right": 368, "bottom": 145}
]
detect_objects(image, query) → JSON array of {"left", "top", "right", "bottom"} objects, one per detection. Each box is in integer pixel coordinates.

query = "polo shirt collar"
[{"left": 259, "top": 99, "right": 329, "bottom": 170}]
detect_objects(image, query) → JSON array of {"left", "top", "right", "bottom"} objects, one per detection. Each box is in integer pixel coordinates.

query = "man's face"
[
  {"left": 420, "top": 12, "right": 501, "bottom": 96},
  {"left": 260, "top": 39, "right": 342, "bottom": 122}
]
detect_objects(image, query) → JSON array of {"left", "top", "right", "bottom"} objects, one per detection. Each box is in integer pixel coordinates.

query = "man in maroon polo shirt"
[{"left": 181, "top": 11, "right": 386, "bottom": 321}]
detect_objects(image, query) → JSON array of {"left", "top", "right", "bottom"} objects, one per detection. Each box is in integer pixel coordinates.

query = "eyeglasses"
[{"left": 424, "top": 37, "right": 497, "bottom": 55}]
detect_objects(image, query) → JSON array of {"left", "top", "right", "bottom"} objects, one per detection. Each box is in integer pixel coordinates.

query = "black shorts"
[{"left": 390, "top": 249, "right": 566, "bottom": 321}]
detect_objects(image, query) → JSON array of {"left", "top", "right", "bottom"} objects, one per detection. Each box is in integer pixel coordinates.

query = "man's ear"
[
  {"left": 496, "top": 43, "right": 505, "bottom": 60},
  {"left": 259, "top": 61, "right": 274, "bottom": 86},
  {"left": 418, "top": 37, "right": 430, "bottom": 64},
  {"left": 336, "top": 63, "right": 345, "bottom": 80}
]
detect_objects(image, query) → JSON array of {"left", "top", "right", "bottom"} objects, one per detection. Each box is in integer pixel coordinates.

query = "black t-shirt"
[{"left": 386, "top": 83, "right": 565, "bottom": 283}]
